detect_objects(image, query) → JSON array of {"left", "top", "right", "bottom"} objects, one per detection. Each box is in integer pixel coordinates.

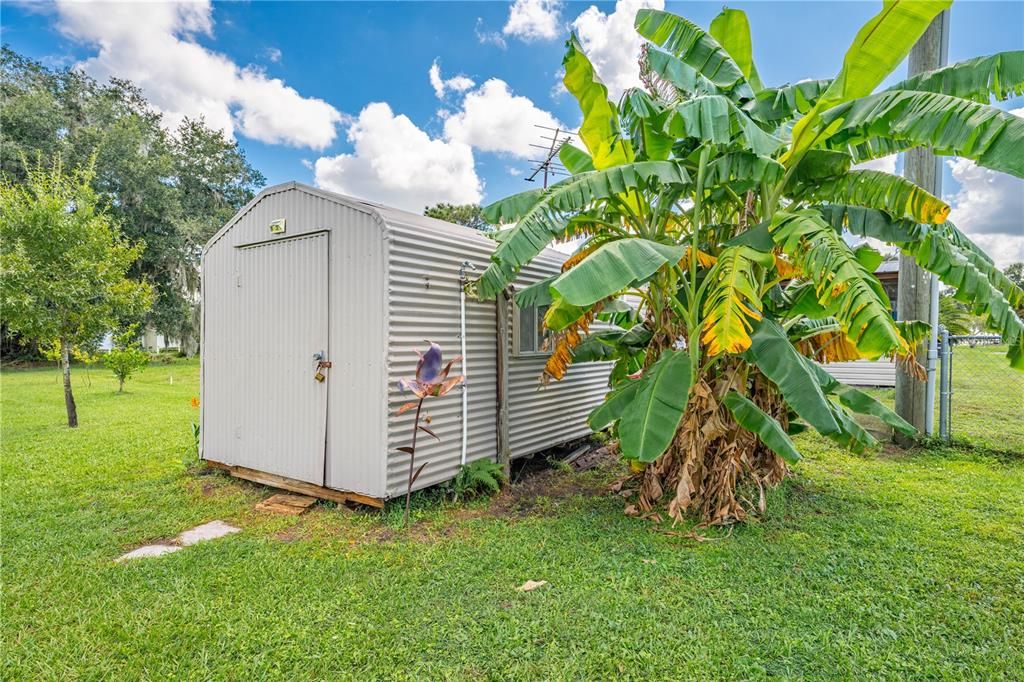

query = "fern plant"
[{"left": 452, "top": 459, "right": 506, "bottom": 500}]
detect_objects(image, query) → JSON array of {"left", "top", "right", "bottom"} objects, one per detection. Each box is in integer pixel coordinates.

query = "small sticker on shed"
[{"left": 269, "top": 218, "right": 286, "bottom": 234}]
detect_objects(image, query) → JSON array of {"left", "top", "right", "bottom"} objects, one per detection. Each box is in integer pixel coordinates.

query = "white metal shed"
[{"left": 200, "top": 182, "right": 610, "bottom": 505}]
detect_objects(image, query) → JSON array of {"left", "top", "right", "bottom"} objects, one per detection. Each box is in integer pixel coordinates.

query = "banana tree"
[{"left": 473, "top": 0, "right": 1024, "bottom": 524}]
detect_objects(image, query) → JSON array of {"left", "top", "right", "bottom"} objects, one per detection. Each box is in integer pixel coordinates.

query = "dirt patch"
[
  {"left": 877, "top": 441, "right": 912, "bottom": 459},
  {"left": 261, "top": 443, "right": 623, "bottom": 546},
  {"left": 489, "top": 444, "right": 619, "bottom": 518}
]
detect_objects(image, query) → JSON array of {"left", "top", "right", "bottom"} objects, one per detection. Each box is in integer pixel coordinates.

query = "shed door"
[{"left": 219, "top": 232, "right": 329, "bottom": 484}]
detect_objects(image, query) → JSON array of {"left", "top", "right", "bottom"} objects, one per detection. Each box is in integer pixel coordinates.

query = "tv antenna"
[{"left": 525, "top": 125, "right": 578, "bottom": 188}]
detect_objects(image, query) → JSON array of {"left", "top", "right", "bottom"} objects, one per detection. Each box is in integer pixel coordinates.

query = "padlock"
[{"left": 314, "top": 369, "right": 326, "bottom": 382}]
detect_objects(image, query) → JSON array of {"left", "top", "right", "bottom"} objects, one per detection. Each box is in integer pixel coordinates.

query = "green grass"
[
  {"left": 3, "top": 360, "right": 1023, "bottom": 679},
  {"left": 946, "top": 344, "right": 1024, "bottom": 453}
]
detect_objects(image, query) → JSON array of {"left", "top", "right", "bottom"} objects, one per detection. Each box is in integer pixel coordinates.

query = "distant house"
[{"left": 820, "top": 259, "right": 900, "bottom": 387}]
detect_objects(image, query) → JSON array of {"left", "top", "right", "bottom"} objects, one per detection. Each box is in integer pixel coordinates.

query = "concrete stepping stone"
[
  {"left": 117, "top": 544, "right": 182, "bottom": 561},
  {"left": 117, "top": 519, "right": 241, "bottom": 562},
  {"left": 178, "top": 520, "right": 241, "bottom": 546}
]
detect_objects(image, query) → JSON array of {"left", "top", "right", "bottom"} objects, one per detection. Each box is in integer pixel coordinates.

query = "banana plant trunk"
[{"left": 635, "top": 365, "right": 787, "bottom": 524}]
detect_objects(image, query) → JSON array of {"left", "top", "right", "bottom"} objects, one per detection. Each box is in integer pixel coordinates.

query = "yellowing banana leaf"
[
  {"left": 543, "top": 292, "right": 589, "bottom": 332},
  {"left": 701, "top": 246, "right": 774, "bottom": 356},
  {"left": 770, "top": 209, "right": 906, "bottom": 359}
]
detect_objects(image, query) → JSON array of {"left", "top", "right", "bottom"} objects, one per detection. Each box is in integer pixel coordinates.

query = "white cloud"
[
  {"left": 442, "top": 78, "right": 566, "bottom": 157},
  {"left": 264, "top": 47, "right": 282, "bottom": 63},
  {"left": 945, "top": 157, "right": 1024, "bottom": 270},
  {"left": 55, "top": 1, "right": 342, "bottom": 149},
  {"left": 428, "top": 59, "right": 475, "bottom": 100},
  {"left": 942, "top": 107, "right": 1024, "bottom": 269},
  {"left": 854, "top": 154, "right": 899, "bottom": 174},
  {"left": 313, "top": 102, "right": 482, "bottom": 212},
  {"left": 570, "top": 0, "right": 664, "bottom": 102},
  {"left": 475, "top": 18, "right": 508, "bottom": 49},
  {"left": 503, "top": 0, "right": 562, "bottom": 42}
]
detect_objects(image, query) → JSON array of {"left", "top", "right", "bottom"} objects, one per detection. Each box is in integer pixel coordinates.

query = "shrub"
[{"left": 104, "top": 326, "right": 149, "bottom": 392}]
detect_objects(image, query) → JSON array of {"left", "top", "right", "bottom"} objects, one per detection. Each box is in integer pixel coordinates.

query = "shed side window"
[{"left": 515, "top": 304, "right": 550, "bottom": 356}]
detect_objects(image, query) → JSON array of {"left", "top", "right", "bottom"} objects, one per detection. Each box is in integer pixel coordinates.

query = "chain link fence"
[{"left": 942, "top": 334, "right": 1024, "bottom": 453}]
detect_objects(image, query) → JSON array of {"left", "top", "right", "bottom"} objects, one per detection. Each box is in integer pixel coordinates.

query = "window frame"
[{"left": 512, "top": 301, "right": 551, "bottom": 357}]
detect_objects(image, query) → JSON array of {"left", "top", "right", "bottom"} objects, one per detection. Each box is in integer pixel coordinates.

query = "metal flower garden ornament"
[{"left": 395, "top": 342, "right": 464, "bottom": 527}]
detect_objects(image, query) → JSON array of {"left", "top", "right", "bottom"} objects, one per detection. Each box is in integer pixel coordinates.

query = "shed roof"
[{"left": 205, "top": 181, "right": 495, "bottom": 254}]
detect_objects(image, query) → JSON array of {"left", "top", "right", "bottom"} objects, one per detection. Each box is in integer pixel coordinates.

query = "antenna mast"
[{"left": 525, "top": 125, "right": 577, "bottom": 188}]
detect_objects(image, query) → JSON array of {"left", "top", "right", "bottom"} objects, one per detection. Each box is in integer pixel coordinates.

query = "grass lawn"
[{"left": 3, "top": 359, "right": 1023, "bottom": 679}]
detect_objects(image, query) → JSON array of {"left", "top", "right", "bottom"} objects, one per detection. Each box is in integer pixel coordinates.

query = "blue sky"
[{"left": 3, "top": 1, "right": 1023, "bottom": 264}]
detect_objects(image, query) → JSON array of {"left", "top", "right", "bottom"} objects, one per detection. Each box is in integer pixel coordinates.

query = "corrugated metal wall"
[
  {"left": 205, "top": 183, "right": 613, "bottom": 501},
  {"left": 505, "top": 251, "right": 613, "bottom": 458},
  {"left": 821, "top": 360, "right": 897, "bottom": 387},
  {"left": 381, "top": 210, "right": 500, "bottom": 497},
  {"left": 202, "top": 184, "right": 389, "bottom": 497}
]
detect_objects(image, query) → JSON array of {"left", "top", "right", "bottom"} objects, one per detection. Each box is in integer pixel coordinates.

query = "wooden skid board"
[
  {"left": 255, "top": 493, "right": 318, "bottom": 515},
  {"left": 205, "top": 460, "right": 384, "bottom": 508}
]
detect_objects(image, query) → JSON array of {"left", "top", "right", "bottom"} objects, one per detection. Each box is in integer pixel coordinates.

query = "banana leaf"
[
  {"left": 476, "top": 161, "right": 691, "bottom": 299},
  {"left": 665, "top": 95, "right": 784, "bottom": 157},
  {"left": 634, "top": 9, "right": 752, "bottom": 98},
  {"left": 744, "top": 317, "right": 842, "bottom": 436},
  {"left": 723, "top": 391, "right": 801, "bottom": 463},
  {"left": 701, "top": 245, "right": 774, "bottom": 356},
  {"left": 786, "top": 0, "right": 951, "bottom": 162},
  {"left": 821, "top": 90, "right": 1024, "bottom": 178},
  {"left": 619, "top": 349, "right": 693, "bottom": 462},
  {"left": 887, "top": 50, "right": 1024, "bottom": 103},
  {"left": 564, "top": 35, "right": 634, "bottom": 170},
  {"left": 551, "top": 239, "right": 687, "bottom": 307},
  {"left": 802, "top": 169, "right": 950, "bottom": 224},
  {"left": 709, "top": 8, "right": 763, "bottom": 91}
]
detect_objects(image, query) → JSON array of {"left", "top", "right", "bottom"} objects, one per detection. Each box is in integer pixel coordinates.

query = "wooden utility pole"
[{"left": 895, "top": 10, "right": 949, "bottom": 444}]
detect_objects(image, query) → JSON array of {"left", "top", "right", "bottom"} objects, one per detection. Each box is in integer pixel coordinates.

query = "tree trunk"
[
  {"left": 118, "top": 377, "right": 125, "bottom": 393},
  {"left": 61, "top": 338, "right": 78, "bottom": 428}
]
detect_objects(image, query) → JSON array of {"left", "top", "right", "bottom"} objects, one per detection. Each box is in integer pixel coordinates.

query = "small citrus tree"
[
  {"left": 473, "top": 0, "right": 1023, "bottom": 523},
  {"left": 0, "top": 156, "right": 152, "bottom": 426},
  {"left": 105, "top": 326, "right": 149, "bottom": 393}
]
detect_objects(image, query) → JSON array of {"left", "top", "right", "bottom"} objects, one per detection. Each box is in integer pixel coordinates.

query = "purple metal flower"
[
  {"left": 416, "top": 342, "right": 443, "bottom": 383},
  {"left": 396, "top": 341, "right": 464, "bottom": 401}
]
